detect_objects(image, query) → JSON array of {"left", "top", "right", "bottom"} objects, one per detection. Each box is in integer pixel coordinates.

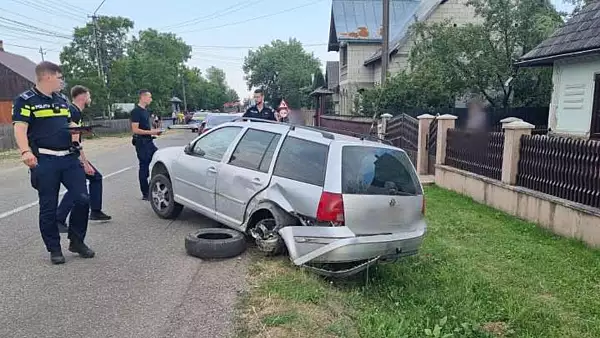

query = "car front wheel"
[{"left": 149, "top": 174, "right": 183, "bottom": 219}]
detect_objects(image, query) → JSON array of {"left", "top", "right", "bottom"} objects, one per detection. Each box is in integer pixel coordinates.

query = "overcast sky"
[{"left": 1, "top": 0, "right": 573, "bottom": 100}]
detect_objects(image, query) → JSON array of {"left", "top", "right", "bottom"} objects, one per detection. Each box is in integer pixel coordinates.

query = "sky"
[{"left": 1, "top": 0, "right": 573, "bottom": 100}]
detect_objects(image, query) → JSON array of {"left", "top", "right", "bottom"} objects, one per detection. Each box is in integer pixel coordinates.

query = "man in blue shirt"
[
  {"left": 56, "top": 85, "right": 112, "bottom": 233},
  {"left": 12, "top": 61, "right": 94, "bottom": 264},
  {"left": 130, "top": 89, "right": 162, "bottom": 200}
]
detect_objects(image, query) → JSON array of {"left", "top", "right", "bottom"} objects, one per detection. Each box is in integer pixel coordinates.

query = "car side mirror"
[{"left": 184, "top": 144, "right": 193, "bottom": 155}]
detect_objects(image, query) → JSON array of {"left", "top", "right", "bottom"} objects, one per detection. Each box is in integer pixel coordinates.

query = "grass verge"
[{"left": 235, "top": 185, "right": 600, "bottom": 338}]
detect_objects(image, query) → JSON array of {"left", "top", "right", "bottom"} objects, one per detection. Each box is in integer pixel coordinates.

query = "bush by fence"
[
  {"left": 517, "top": 135, "right": 600, "bottom": 209},
  {"left": 0, "top": 119, "right": 132, "bottom": 151},
  {"left": 445, "top": 129, "right": 504, "bottom": 180}
]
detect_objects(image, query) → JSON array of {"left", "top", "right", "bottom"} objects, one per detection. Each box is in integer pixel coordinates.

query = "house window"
[
  {"left": 590, "top": 74, "right": 600, "bottom": 139},
  {"left": 341, "top": 46, "right": 347, "bottom": 66}
]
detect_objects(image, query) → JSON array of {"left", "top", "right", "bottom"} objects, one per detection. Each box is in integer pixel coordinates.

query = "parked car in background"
[
  {"left": 198, "top": 112, "right": 243, "bottom": 134},
  {"left": 149, "top": 118, "right": 426, "bottom": 277}
]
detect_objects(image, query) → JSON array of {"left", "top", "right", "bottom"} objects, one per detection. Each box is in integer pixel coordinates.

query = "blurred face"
[
  {"left": 140, "top": 92, "right": 153, "bottom": 106},
  {"left": 78, "top": 92, "right": 92, "bottom": 107},
  {"left": 279, "top": 108, "right": 289, "bottom": 118},
  {"left": 254, "top": 92, "right": 263, "bottom": 105},
  {"left": 40, "top": 71, "right": 63, "bottom": 92}
]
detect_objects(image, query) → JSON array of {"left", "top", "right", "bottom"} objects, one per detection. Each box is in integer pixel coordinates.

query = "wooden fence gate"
[
  {"left": 425, "top": 117, "right": 438, "bottom": 174},
  {"left": 385, "top": 114, "right": 419, "bottom": 165}
]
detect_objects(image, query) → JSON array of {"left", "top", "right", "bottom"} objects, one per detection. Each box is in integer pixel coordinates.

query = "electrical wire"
[
  {"left": 3, "top": 41, "right": 59, "bottom": 52},
  {"left": 9, "top": 0, "right": 85, "bottom": 22},
  {"left": 0, "top": 16, "right": 72, "bottom": 39},
  {"left": 177, "top": 0, "right": 326, "bottom": 34},
  {"left": 163, "top": 0, "right": 265, "bottom": 30},
  {"left": 39, "top": 0, "right": 90, "bottom": 15},
  {"left": 0, "top": 6, "right": 75, "bottom": 31},
  {"left": 37, "top": 0, "right": 88, "bottom": 18},
  {"left": 190, "top": 43, "right": 328, "bottom": 49}
]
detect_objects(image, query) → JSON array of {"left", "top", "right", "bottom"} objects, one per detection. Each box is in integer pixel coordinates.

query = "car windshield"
[
  {"left": 341, "top": 146, "right": 422, "bottom": 196},
  {"left": 205, "top": 115, "right": 238, "bottom": 127}
]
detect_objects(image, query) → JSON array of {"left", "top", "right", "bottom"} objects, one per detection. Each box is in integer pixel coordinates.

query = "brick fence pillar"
[
  {"left": 501, "top": 120, "right": 534, "bottom": 185},
  {"left": 416, "top": 114, "right": 435, "bottom": 174},
  {"left": 435, "top": 114, "right": 458, "bottom": 165}
]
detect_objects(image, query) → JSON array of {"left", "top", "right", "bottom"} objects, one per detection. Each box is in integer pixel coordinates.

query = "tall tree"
[
  {"left": 409, "top": 0, "right": 563, "bottom": 111},
  {"left": 243, "top": 38, "right": 321, "bottom": 108}
]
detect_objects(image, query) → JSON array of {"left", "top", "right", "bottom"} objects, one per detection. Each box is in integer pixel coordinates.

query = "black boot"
[
  {"left": 89, "top": 210, "right": 112, "bottom": 221},
  {"left": 50, "top": 251, "right": 65, "bottom": 265},
  {"left": 68, "top": 240, "right": 95, "bottom": 258}
]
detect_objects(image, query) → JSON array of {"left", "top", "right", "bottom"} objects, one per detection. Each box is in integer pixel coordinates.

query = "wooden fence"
[
  {"left": 0, "top": 119, "right": 132, "bottom": 151},
  {"left": 517, "top": 135, "right": 600, "bottom": 208},
  {"left": 445, "top": 129, "right": 504, "bottom": 180}
]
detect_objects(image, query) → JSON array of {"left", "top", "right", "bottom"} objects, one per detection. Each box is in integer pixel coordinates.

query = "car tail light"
[
  {"left": 316, "top": 191, "right": 345, "bottom": 226},
  {"left": 421, "top": 196, "right": 426, "bottom": 215}
]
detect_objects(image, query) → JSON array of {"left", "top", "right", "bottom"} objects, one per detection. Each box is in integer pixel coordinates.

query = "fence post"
[
  {"left": 378, "top": 113, "right": 393, "bottom": 140},
  {"left": 500, "top": 117, "right": 522, "bottom": 129},
  {"left": 416, "top": 114, "right": 435, "bottom": 174},
  {"left": 501, "top": 120, "right": 534, "bottom": 185},
  {"left": 435, "top": 114, "right": 458, "bottom": 165}
]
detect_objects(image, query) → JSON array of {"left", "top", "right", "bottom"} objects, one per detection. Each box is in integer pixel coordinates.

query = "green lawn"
[{"left": 236, "top": 186, "right": 600, "bottom": 338}]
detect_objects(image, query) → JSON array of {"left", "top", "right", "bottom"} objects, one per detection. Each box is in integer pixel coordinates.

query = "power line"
[
  {"left": 9, "top": 0, "right": 85, "bottom": 22},
  {"left": 3, "top": 42, "right": 58, "bottom": 52},
  {"left": 37, "top": 0, "right": 88, "bottom": 18},
  {"left": 40, "top": 0, "right": 90, "bottom": 15},
  {"left": 190, "top": 43, "right": 328, "bottom": 49},
  {"left": 0, "top": 6, "right": 75, "bottom": 31},
  {"left": 0, "top": 22, "right": 72, "bottom": 40},
  {"left": 177, "top": 0, "right": 326, "bottom": 34},
  {"left": 93, "top": 0, "right": 108, "bottom": 15},
  {"left": 165, "top": 0, "right": 266, "bottom": 31}
]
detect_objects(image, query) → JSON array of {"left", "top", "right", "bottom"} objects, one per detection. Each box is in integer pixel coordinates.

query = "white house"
[
  {"left": 327, "top": 0, "right": 421, "bottom": 115},
  {"left": 518, "top": 2, "right": 600, "bottom": 139},
  {"left": 363, "top": 0, "right": 480, "bottom": 85}
]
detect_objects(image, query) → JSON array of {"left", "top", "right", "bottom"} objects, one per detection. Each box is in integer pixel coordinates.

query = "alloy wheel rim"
[{"left": 151, "top": 181, "right": 170, "bottom": 211}]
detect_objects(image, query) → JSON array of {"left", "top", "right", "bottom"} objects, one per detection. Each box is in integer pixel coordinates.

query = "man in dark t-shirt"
[
  {"left": 243, "top": 88, "right": 277, "bottom": 121},
  {"left": 56, "top": 85, "right": 111, "bottom": 233},
  {"left": 130, "top": 89, "right": 162, "bottom": 200}
]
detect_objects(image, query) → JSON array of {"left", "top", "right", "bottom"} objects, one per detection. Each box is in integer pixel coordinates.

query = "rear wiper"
[{"left": 389, "top": 191, "right": 414, "bottom": 196}]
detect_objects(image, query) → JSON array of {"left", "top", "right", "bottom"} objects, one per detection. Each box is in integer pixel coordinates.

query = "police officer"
[
  {"left": 243, "top": 88, "right": 278, "bottom": 121},
  {"left": 130, "top": 89, "right": 162, "bottom": 200},
  {"left": 12, "top": 61, "right": 94, "bottom": 265},
  {"left": 56, "top": 85, "right": 112, "bottom": 233}
]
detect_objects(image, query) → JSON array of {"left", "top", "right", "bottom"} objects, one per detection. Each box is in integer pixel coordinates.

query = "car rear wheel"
[
  {"left": 185, "top": 228, "right": 247, "bottom": 259},
  {"left": 150, "top": 174, "right": 183, "bottom": 219},
  {"left": 251, "top": 218, "right": 285, "bottom": 256}
]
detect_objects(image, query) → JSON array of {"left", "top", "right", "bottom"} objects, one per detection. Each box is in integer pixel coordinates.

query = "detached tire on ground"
[{"left": 185, "top": 228, "right": 247, "bottom": 259}]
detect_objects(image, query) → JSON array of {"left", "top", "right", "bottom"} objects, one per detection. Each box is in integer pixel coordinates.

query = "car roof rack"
[{"left": 231, "top": 117, "right": 391, "bottom": 144}]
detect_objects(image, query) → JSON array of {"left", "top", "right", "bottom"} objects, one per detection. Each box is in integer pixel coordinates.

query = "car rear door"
[
  {"left": 171, "top": 126, "right": 243, "bottom": 217},
  {"left": 215, "top": 128, "right": 283, "bottom": 227},
  {"left": 339, "top": 145, "right": 424, "bottom": 235}
]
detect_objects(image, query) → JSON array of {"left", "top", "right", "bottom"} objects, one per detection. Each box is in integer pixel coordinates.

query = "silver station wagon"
[{"left": 149, "top": 118, "right": 426, "bottom": 276}]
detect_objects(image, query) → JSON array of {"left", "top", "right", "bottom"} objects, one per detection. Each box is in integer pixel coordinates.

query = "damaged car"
[{"left": 148, "top": 118, "right": 426, "bottom": 277}]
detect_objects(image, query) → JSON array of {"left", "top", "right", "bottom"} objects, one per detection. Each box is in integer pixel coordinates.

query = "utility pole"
[
  {"left": 381, "top": 0, "right": 390, "bottom": 85},
  {"left": 38, "top": 47, "right": 46, "bottom": 61},
  {"left": 181, "top": 64, "right": 188, "bottom": 112},
  {"left": 89, "top": 15, "right": 103, "bottom": 79}
]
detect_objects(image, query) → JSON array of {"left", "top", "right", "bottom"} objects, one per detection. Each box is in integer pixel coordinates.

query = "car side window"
[
  {"left": 273, "top": 137, "right": 329, "bottom": 186},
  {"left": 229, "top": 128, "right": 281, "bottom": 172},
  {"left": 192, "top": 126, "right": 242, "bottom": 162}
]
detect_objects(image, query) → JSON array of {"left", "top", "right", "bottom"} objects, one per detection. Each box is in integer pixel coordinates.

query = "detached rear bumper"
[{"left": 278, "top": 222, "right": 426, "bottom": 268}]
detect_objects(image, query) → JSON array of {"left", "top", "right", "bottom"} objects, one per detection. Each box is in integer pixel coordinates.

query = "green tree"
[
  {"left": 243, "top": 38, "right": 321, "bottom": 108},
  {"left": 60, "top": 16, "right": 134, "bottom": 118},
  {"left": 408, "top": 0, "right": 562, "bottom": 111}
]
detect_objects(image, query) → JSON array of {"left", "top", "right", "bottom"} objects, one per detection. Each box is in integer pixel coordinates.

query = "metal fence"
[
  {"left": 0, "top": 119, "right": 132, "bottom": 151},
  {"left": 445, "top": 129, "right": 504, "bottom": 180},
  {"left": 385, "top": 114, "right": 419, "bottom": 165},
  {"left": 517, "top": 135, "right": 600, "bottom": 208}
]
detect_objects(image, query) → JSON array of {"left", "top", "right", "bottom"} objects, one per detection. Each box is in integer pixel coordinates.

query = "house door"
[{"left": 590, "top": 74, "right": 600, "bottom": 139}]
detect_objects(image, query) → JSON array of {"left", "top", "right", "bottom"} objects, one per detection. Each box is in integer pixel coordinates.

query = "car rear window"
[
  {"left": 341, "top": 146, "right": 422, "bottom": 196},
  {"left": 273, "top": 137, "right": 329, "bottom": 187}
]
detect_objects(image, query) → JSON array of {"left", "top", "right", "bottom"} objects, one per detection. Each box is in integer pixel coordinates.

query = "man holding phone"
[
  {"left": 130, "top": 89, "right": 162, "bottom": 200},
  {"left": 56, "top": 85, "right": 111, "bottom": 233}
]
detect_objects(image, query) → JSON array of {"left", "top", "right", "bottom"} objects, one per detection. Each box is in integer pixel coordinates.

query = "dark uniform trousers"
[
  {"left": 135, "top": 137, "right": 158, "bottom": 197},
  {"left": 31, "top": 153, "right": 89, "bottom": 252},
  {"left": 56, "top": 162, "right": 102, "bottom": 222}
]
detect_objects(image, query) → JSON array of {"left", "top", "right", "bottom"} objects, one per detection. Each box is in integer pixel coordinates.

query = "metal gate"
[{"left": 425, "top": 117, "right": 438, "bottom": 174}]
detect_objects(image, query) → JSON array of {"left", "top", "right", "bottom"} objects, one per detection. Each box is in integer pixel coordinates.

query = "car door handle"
[
  {"left": 251, "top": 178, "right": 262, "bottom": 185},
  {"left": 207, "top": 167, "right": 217, "bottom": 173}
]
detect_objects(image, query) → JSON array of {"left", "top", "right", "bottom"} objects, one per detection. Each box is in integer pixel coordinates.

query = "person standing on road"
[
  {"left": 12, "top": 61, "right": 94, "bottom": 265},
  {"left": 130, "top": 89, "right": 162, "bottom": 200},
  {"left": 242, "top": 88, "right": 278, "bottom": 121},
  {"left": 56, "top": 85, "right": 112, "bottom": 233}
]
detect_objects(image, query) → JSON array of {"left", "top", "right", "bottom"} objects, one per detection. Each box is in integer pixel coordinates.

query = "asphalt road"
[{"left": 0, "top": 131, "right": 249, "bottom": 338}]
